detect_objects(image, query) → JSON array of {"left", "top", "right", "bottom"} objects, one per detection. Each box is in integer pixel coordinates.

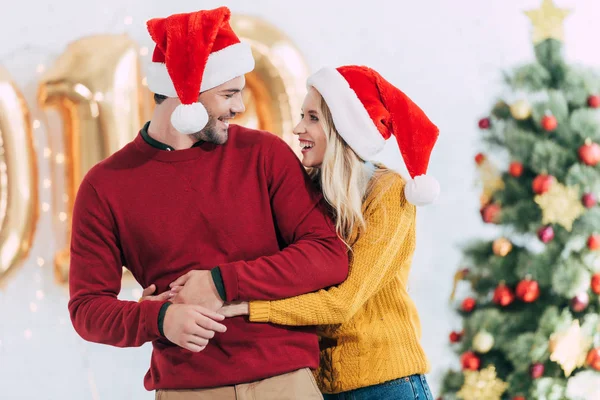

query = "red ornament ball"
[
  {"left": 449, "top": 330, "right": 463, "bottom": 343},
  {"left": 541, "top": 115, "right": 558, "bottom": 132},
  {"left": 591, "top": 273, "right": 600, "bottom": 295},
  {"left": 588, "top": 234, "right": 600, "bottom": 250},
  {"left": 586, "top": 348, "right": 600, "bottom": 371},
  {"left": 588, "top": 95, "right": 600, "bottom": 108},
  {"left": 481, "top": 203, "right": 501, "bottom": 224},
  {"left": 478, "top": 117, "right": 491, "bottom": 129},
  {"left": 509, "top": 161, "right": 524, "bottom": 178},
  {"left": 461, "top": 297, "right": 476, "bottom": 313},
  {"left": 532, "top": 174, "right": 555, "bottom": 194},
  {"left": 537, "top": 225, "right": 555, "bottom": 243},
  {"left": 460, "top": 351, "right": 481, "bottom": 371},
  {"left": 516, "top": 278, "right": 540, "bottom": 303},
  {"left": 493, "top": 283, "right": 515, "bottom": 307},
  {"left": 582, "top": 193, "right": 597, "bottom": 208},
  {"left": 530, "top": 363, "right": 545, "bottom": 379},
  {"left": 571, "top": 292, "right": 590, "bottom": 313},
  {"left": 579, "top": 141, "right": 600, "bottom": 166},
  {"left": 475, "top": 153, "right": 486, "bottom": 165},
  {"left": 513, "top": 397, "right": 526, "bottom": 400}
]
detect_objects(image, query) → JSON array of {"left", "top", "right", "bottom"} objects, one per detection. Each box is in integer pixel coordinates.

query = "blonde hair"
[{"left": 309, "top": 93, "right": 389, "bottom": 246}]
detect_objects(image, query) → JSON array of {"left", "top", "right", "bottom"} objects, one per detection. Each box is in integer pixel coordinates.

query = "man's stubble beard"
[{"left": 191, "top": 116, "right": 228, "bottom": 145}]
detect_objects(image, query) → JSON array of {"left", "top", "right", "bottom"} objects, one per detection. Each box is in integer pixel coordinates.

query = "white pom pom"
[
  {"left": 170, "top": 103, "right": 209, "bottom": 134},
  {"left": 404, "top": 174, "right": 440, "bottom": 206}
]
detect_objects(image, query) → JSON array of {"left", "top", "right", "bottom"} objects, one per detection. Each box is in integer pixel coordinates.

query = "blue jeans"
[{"left": 323, "top": 375, "right": 434, "bottom": 400}]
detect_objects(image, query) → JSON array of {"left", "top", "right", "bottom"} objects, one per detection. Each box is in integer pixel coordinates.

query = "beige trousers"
[{"left": 155, "top": 368, "right": 323, "bottom": 400}]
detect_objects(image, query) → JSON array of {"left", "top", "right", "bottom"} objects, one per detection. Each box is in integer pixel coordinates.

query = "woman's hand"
[
  {"left": 138, "top": 284, "right": 176, "bottom": 302},
  {"left": 218, "top": 301, "right": 250, "bottom": 317}
]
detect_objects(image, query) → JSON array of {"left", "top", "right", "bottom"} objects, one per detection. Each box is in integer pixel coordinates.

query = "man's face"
[{"left": 195, "top": 76, "right": 246, "bottom": 144}]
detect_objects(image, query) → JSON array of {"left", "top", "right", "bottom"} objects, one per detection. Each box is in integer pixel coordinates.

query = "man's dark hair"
[{"left": 154, "top": 93, "right": 167, "bottom": 105}]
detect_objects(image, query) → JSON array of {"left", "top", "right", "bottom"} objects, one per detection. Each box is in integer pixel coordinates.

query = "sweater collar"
[
  {"left": 134, "top": 121, "right": 217, "bottom": 162},
  {"left": 140, "top": 121, "right": 205, "bottom": 151}
]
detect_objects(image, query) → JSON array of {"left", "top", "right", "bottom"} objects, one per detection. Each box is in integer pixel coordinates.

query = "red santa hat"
[
  {"left": 145, "top": 7, "right": 255, "bottom": 134},
  {"left": 307, "top": 65, "right": 440, "bottom": 206}
]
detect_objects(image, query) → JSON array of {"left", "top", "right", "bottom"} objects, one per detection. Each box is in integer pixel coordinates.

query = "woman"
[{"left": 219, "top": 65, "right": 440, "bottom": 399}]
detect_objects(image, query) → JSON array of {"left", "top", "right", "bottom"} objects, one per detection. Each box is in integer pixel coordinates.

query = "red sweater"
[{"left": 68, "top": 124, "right": 348, "bottom": 390}]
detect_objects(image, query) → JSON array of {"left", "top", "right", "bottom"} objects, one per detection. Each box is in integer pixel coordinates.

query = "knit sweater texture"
[{"left": 249, "top": 172, "right": 430, "bottom": 393}]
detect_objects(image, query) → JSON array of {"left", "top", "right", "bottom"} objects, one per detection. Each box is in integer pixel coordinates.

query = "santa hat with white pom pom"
[
  {"left": 145, "top": 6, "right": 255, "bottom": 134},
  {"left": 307, "top": 65, "right": 440, "bottom": 205}
]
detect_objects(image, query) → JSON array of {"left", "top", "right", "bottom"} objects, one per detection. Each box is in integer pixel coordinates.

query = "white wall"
[{"left": 1, "top": 0, "right": 600, "bottom": 399}]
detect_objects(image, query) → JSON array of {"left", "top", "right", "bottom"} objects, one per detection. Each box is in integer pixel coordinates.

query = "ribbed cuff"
[
  {"left": 157, "top": 301, "right": 172, "bottom": 337},
  {"left": 141, "top": 297, "right": 166, "bottom": 340},
  {"left": 218, "top": 263, "right": 240, "bottom": 301},
  {"left": 211, "top": 267, "right": 227, "bottom": 301},
  {"left": 249, "top": 301, "right": 271, "bottom": 323}
]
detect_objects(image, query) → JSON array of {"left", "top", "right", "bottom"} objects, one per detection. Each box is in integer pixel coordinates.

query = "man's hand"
[
  {"left": 138, "top": 284, "right": 174, "bottom": 302},
  {"left": 170, "top": 270, "right": 224, "bottom": 311},
  {"left": 163, "top": 304, "right": 227, "bottom": 352},
  {"left": 218, "top": 301, "right": 250, "bottom": 318}
]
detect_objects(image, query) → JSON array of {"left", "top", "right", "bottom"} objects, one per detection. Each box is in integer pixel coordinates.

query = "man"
[{"left": 68, "top": 7, "right": 348, "bottom": 400}]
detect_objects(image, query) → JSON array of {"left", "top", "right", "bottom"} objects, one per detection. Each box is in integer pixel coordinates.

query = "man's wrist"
[{"left": 211, "top": 267, "right": 227, "bottom": 301}]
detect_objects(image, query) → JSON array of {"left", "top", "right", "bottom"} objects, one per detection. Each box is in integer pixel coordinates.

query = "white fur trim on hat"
[
  {"left": 171, "top": 103, "right": 209, "bottom": 134},
  {"left": 404, "top": 175, "right": 440, "bottom": 206},
  {"left": 146, "top": 42, "right": 255, "bottom": 97},
  {"left": 307, "top": 67, "right": 385, "bottom": 161}
]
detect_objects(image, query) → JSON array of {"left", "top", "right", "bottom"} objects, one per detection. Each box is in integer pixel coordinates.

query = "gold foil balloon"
[
  {"left": 230, "top": 14, "right": 309, "bottom": 158},
  {"left": 0, "top": 66, "right": 39, "bottom": 287},
  {"left": 38, "top": 34, "right": 153, "bottom": 283}
]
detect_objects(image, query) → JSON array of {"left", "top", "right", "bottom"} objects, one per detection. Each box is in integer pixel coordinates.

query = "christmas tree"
[{"left": 440, "top": 1, "right": 600, "bottom": 400}]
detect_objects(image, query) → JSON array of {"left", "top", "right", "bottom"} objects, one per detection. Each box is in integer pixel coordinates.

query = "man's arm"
[
  {"left": 68, "top": 179, "right": 164, "bottom": 347},
  {"left": 69, "top": 178, "right": 225, "bottom": 350},
  {"left": 217, "top": 136, "right": 349, "bottom": 302}
]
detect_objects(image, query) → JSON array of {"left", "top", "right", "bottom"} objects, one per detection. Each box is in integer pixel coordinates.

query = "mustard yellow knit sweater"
[{"left": 249, "top": 172, "right": 430, "bottom": 394}]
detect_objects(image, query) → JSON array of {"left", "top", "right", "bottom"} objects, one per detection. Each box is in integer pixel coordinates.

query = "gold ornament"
[
  {"left": 457, "top": 365, "right": 508, "bottom": 400},
  {"left": 510, "top": 99, "right": 532, "bottom": 120},
  {"left": 524, "top": 0, "right": 572, "bottom": 44},
  {"left": 493, "top": 238, "right": 512, "bottom": 257},
  {"left": 0, "top": 66, "right": 39, "bottom": 288},
  {"left": 473, "top": 330, "right": 495, "bottom": 354},
  {"left": 534, "top": 182, "right": 585, "bottom": 231},
  {"left": 549, "top": 320, "right": 593, "bottom": 377},
  {"left": 477, "top": 158, "right": 504, "bottom": 199}
]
